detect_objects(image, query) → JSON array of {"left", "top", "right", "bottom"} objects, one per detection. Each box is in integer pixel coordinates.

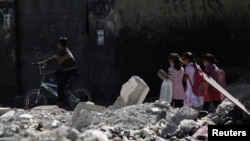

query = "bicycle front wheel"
[
  {"left": 24, "top": 89, "right": 48, "bottom": 109},
  {"left": 69, "top": 89, "right": 92, "bottom": 110}
]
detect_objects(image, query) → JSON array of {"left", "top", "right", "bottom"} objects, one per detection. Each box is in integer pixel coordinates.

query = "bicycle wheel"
[
  {"left": 24, "top": 89, "right": 48, "bottom": 109},
  {"left": 69, "top": 89, "right": 92, "bottom": 110}
]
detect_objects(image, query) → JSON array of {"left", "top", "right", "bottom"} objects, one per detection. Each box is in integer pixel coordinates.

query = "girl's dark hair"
[
  {"left": 168, "top": 53, "right": 182, "bottom": 70},
  {"left": 182, "top": 52, "right": 198, "bottom": 69},
  {"left": 202, "top": 53, "right": 218, "bottom": 64}
]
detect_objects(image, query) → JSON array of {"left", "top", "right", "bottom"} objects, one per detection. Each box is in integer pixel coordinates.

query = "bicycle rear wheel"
[
  {"left": 69, "top": 89, "right": 92, "bottom": 110},
  {"left": 24, "top": 89, "right": 48, "bottom": 109}
]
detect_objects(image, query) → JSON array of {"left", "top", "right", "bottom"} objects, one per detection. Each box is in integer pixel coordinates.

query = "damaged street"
[
  {"left": 1, "top": 0, "right": 250, "bottom": 141},
  {"left": 0, "top": 76, "right": 249, "bottom": 141}
]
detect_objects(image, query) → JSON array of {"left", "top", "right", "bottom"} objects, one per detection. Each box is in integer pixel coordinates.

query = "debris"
[
  {"left": 1, "top": 110, "right": 15, "bottom": 118},
  {"left": 51, "top": 120, "right": 60, "bottom": 128},
  {"left": 36, "top": 123, "right": 44, "bottom": 131},
  {"left": 177, "top": 120, "right": 201, "bottom": 134},
  {"left": 198, "top": 111, "right": 209, "bottom": 119},
  {"left": 0, "top": 82, "right": 249, "bottom": 141},
  {"left": 112, "top": 76, "right": 150, "bottom": 110},
  {"left": 73, "top": 102, "right": 107, "bottom": 122},
  {"left": 71, "top": 109, "right": 93, "bottom": 130},
  {"left": 192, "top": 126, "right": 208, "bottom": 140},
  {"left": 19, "top": 114, "right": 33, "bottom": 119},
  {"left": 166, "top": 107, "right": 199, "bottom": 125},
  {"left": 78, "top": 130, "right": 109, "bottom": 141},
  {"left": 32, "top": 105, "right": 59, "bottom": 110},
  {"left": 160, "top": 120, "right": 178, "bottom": 139},
  {"left": 0, "top": 107, "right": 11, "bottom": 116},
  {"left": 150, "top": 107, "right": 161, "bottom": 113},
  {"left": 156, "top": 108, "right": 167, "bottom": 122},
  {"left": 154, "top": 100, "right": 172, "bottom": 110}
]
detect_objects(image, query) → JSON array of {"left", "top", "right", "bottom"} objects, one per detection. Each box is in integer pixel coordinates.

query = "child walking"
[
  {"left": 158, "top": 53, "right": 187, "bottom": 108},
  {"left": 182, "top": 52, "right": 204, "bottom": 109},
  {"left": 202, "top": 53, "right": 225, "bottom": 112}
]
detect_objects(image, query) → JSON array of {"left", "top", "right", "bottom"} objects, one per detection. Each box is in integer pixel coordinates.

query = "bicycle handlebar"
[
  {"left": 32, "top": 62, "right": 56, "bottom": 75},
  {"left": 32, "top": 62, "right": 47, "bottom": 75}
]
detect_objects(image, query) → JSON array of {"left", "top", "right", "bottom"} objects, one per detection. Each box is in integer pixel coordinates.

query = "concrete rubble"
[
  {"left": 0, "top": 78, "right": 250, "bottom": 141},
  {"left": 0, "top": 98, "right": 248, "bottom": 141},
  {"left": 111, "top": 76, "right": 150, "bottom": 110}
]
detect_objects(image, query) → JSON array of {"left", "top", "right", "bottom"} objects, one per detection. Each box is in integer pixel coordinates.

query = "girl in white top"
[
  {"left": 182, "top": 52, "right": 204, "bottom": 109},
  {"left": 158, "top": 53, "right": 187, "bottom": 107}
]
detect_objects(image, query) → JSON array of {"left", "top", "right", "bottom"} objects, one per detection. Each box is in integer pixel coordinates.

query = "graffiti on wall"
[
  {"left": 90, "top": 0, "right": 115, "bottom": 16},
  {"left": 112, "top": 0, "right": 233, "bottom": 30},
  {"left": 0, "top": 6, "right": 13, "bottom": 44},
  {"left": 162, "top": 0, "right": 225, "bottom": 14},
  {"left": 0, "top": 1, "right": 15, "bottom": 65}
]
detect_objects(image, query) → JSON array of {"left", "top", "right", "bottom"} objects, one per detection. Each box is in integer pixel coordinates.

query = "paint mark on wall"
[
  {"left": 0, "top": 8, "right": 12, "bottom": 31},
  {"left": 97, "top": 29, "right": 104, "bottom": 45},
  {"left": 4, "top": 32, "right": 10, "bottom": 42},
  {"left": 0, "top": 6, "right": 13, "bottom": 46},
  {"left": 90, "top": 0, "right": 115, "bottom": 16}
]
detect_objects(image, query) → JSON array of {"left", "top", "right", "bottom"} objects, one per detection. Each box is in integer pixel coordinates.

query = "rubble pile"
[
  {"left": 0, "top": 99, "right": 247, "bottom": 141},
  {"left": 0, "top": 76, "right": 249, "bottom": 141},
  {"left": 0, "top": 106, "right": 73, "bottom": 138}
]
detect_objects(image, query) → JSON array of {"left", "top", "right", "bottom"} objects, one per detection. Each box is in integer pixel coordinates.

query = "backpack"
[
  {"left": 187, "top": 64, "right": 208, "bottom": 96},
  {"left": 210, "top": 68, "right": 226, "bottom": 92}
]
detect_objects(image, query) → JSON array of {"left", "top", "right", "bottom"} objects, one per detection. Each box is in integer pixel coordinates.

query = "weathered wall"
[
  {"left": 88, "top": 0, "right": 120, "bottom": 105},
  {"left": 89, "top": 0, "right": 250, "bottom": 102},
  {"left": 0, "top": 0, "right": 18, "bottom": 106},
  {"left": 16, "top": 0, "right": 89, "bottom": 103}
]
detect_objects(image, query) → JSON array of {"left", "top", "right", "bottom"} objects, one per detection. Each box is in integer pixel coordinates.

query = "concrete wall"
[
  {"left": 1, "top": 0, "right": 249, "bottom": 106},
  {"left": 16, "top": 0, "right": 89, "bottom": 104},
  {"left": 0, "top": 0, "right": 18, "bottom": 106},
  {"left": 89, "top": 0, "right": 250, "bottom": 102}
]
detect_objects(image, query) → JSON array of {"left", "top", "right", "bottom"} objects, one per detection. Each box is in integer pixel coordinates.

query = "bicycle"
[{"left": 24, "top": 64, "right": 92, "bottom": 110}]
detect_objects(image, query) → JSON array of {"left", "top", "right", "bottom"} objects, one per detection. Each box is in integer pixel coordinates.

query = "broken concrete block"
[
  {"left": 156, "top": 109, "right": 167, "bottom": 122},
  {"left": 160, "top": 120, "right": 178, "bottom": 139},
  {"left": 179, "top": 107, "right": 199, "bottom": 120},
  {"left": 32, "top": 105, "right": 59, "bottom": 110},
  {"left": 67, "top": 128, "right": 80, "bottom": 141},
  {"left": 77, "top": 130, "right": 109, "bottom": 141},
  {"left": 10, "top": 125, "right": 20, "bottom": 133},
  {"left": 154, "top": 100, "right": 172, "bottom": 111},
  {"left": 52, "top": 120, "right": 60, "bottom": 128},
  {"left": 166, "top": 107, "right": 199, "bottom": 125},
  {"left": 112, "top": 76, "right": 150, "bottom": 110},
  {"left": 1, "top": 110, "right": 15, "bottom": 118},
  {"left": 178, "top": 120, "right": 201, "bottom": 133},
  {"left": 72, "top": 109, "right": 93, "bottom": 130},
  {"left": 19, "top": 114, "right": 33, "bottom": 119},
  {"left": 150, "top": 107, "right": 161, "bottom": 113},
  {"left": 0, "top": 107, "right": 11, "bottom": 116},
  {"left": 73, "top": 102, "right": 106, "bottom": 122}
]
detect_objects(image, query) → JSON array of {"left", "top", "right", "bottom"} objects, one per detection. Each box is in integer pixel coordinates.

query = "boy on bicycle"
[{"left": 35, "top": 37, "right": 77, "bottom": 106}]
